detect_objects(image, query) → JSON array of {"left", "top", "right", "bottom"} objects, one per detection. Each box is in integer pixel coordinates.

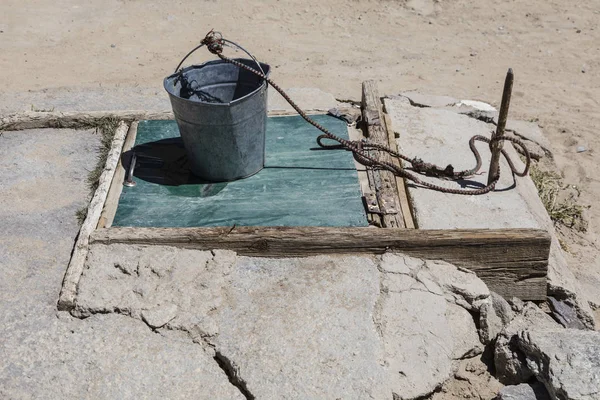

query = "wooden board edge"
[
  {"left": 0, "top": 109, "right": 335, "bottom": 131},
  {"left": 383, "top": 109, "right": 416, "bottom": 229},
  {"left": 89, "top": 226, "right": 550, "bottom": 300},
  {"left": 348, "top": 124, "right": 380, "bottom": 227},
  {"left": 91, "top": 226, "right": 551, "bottom": 257},
  {"left": 97, "top": 121, "right": 139, "bottom": 229},
  {"left": 57, "top": 121, "right": 129, "bottom": 311},
  {"left": 0, "top": 111, "right": 171, "bottom": 131},
  {"left": 361, "top": 80, "right": 404, "bottom": 228}
]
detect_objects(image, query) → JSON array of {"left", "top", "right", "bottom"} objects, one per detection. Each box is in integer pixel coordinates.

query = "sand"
[{"left": 1, "top": 0, "right": 598, "bottom": 311}]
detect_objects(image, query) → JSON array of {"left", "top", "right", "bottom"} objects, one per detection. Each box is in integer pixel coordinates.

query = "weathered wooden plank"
[
  {"left": 347, "top": 124, "right": 380, "bottom": 226},
  {"left": 90, "top": 226, "right": 551, "bottom": 300},
  {"left": 57, "top": 121, "right": 129, "bottom": 310},
  {"left": 0, "top": 111, "right": 172, "bottom": 131},
  {"left": 361, "top": 81, "right": 404, "bottom": 228},
  {"left": 365, "top": 167, "right": 382, "bottom": 227},
  {"left": 383, "top": 110, "right": 416, "bottom": 229},
  {"left": 97, "top": 121, "right": 139, "bottom": 229},
  {"left": 0, "top": 109, "right": 333, "bottom": 131}
]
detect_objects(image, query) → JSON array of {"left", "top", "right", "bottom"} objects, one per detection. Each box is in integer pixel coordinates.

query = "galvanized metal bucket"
[{"left": 164, "top": 57, "right": 270, "bottom": 182}]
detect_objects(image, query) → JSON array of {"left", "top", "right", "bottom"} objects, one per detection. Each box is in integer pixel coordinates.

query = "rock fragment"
[
  {"left": 517, "top": 329, "right": 600, "bottom": 400},
  {"left": 447, "top": 303, "right": 484, "bottom": 359},
  {"left": 494, "top": 303, "right": 561, "bottom": 384},
  {"left": 479, "top": 291, "right": 515, "bottom": 344},
  {"left": 497, "top": 382, "right": 551, "bottom": 400},
  {"left": 547, "top": 296, "right": 587, "bottom": 330},
  {"left": 380, "top": 253, "right": 491, "bottom": 399}
]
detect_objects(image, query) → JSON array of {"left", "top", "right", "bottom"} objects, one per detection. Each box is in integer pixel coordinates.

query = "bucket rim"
[{"left": 164, "top": 58, "right": 270, "bottom": 107}]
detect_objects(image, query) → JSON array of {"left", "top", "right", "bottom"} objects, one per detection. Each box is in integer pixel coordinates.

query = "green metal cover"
[{"left": 112, "top": 115, "right": 368, "bottom": 228}]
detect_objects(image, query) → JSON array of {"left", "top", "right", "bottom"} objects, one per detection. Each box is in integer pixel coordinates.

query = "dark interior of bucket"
[{"left": 166, "top": 59, "right": 270, "bottom": 103}]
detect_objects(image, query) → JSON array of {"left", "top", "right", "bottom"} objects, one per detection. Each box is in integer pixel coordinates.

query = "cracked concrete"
[
  {"left": 0, "top": 128, "right": 245, "bottom": 399},
  {"left": 3, "top": 105, "right": 557, "bottom": 400},
  {"left": 0, "top": 114, "right": 495, "bottom": 400},
  {"left": 385, "top": 94, "right": 596, "bottom": 330},
  {"left": 74, "top": 242, "right": 493, "bottom": 399}
]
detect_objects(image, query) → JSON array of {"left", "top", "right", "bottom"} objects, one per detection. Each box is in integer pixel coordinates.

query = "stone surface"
[
  {"left": 431, "top": 357, "right": 504, "bottom": 400},
  {"left": 517, "top": 329, "right": 600, "bottom": 400},
  {"left": 382, "top": 290, "right": 453, "bottom": 399},
  {"left": 494, "top": 303, "right": 561, "bottom": 384},
  {"left": 385, "top": 96, "right": 596, "bottom": 329},
  {"left": 141, "top": 303, "right": 179, "bottom": 328},
  {"left": 497, "top": 383, "right": 551, "bottom": 400},
  {"left": 512, "top": 149, "right": 596, "bottom": 330},
  {"left": 447, "top": 302, "right": 484, "bottom": 359},
  {"left": 398, "top": 91, "right": 459, "bottom": 108},
  {"left": 480, "top": 291, "right": 515, "bottom": 344},
  {"left": 211, "top": 255, "right": 389, "bottom": 400},
  {"left": 548, "top": 296, "right": 587, "bottom": 330},
  {"left": 426, "top": 260, "right": 490, "bottom": 310},
  {"left": 76, "top": 246, "right": 493, "bottom": 400},
  {"left": 384, "top": 96, "right": 541, "bottom": 230},
  {"left": 0, "top": 314, "right": 245, "bottom": 400},
  {"left": 0, "top": 129, "right": 242, "bottom": 399},
  {"left": 380, "top": 254, "right": 490, "bottom": 311},
  {"left": 459, "top": 99, "right": 497, "bottom": 112},
  {"left": 77, "top": 246, "right": 390, "bottom": 399},
  {"left": 379, "top": 253, "right": 488, "bottom": 399}
]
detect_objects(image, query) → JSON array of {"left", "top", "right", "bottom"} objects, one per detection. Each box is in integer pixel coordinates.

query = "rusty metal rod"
[
  {"left": 124, "top": 152, "right": 137, "bottom": 187},
  {"left": 488, "top": 68, "right": 514, "bottom": 186}
]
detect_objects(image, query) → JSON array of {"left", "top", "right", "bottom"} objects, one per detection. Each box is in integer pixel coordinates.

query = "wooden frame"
[
  {"left": 1, "top": 96, "right": 551, "bottom": 309},
  {"left": 361, "top": 81, "right": 405, "bottom": 228},
  {"left": 97, "top": 122, "right": 139, "bottom": 229},
  {"left": 58, "top": 121, "right": 129, "bottom": 310},
  {"left": 91, "top": 226, "right": 550, "bottom": 300}
]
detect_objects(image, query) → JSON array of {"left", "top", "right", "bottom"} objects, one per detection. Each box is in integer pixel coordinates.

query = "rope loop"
[
  {"left": 201, "top": 30, "right": 225, "bottom": 54},
  {"left": 191, "top": 32, "right": 534, "bottom": 195}
]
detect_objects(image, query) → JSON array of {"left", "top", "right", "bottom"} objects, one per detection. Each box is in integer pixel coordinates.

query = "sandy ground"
[
  {"left": 1, "top": 1, "right": 599, "bottom": 307},
  {"left": 1, "top": 2, "right": 599, "bottom": 398}
]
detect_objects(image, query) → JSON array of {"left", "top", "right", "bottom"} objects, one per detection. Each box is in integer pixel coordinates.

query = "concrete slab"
[
  {"left": 0, "top": 128, "right": 242, "bottom": 399},
  {"left": 385, "top": 97, "right": 595, "bottom": 328},
  {"left": 398, "top": 91, "right": 458, "bottom": 108},
  {"left": 384, "top": 96, "right": 541, "bottom": 230},
  {"left": 74, "top": 244, "right": 496, "bottom": 400}
]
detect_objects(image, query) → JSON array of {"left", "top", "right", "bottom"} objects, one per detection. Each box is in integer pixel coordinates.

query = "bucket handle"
[{"left": 173, "top": 36, "right": 266, "bottom": 77}]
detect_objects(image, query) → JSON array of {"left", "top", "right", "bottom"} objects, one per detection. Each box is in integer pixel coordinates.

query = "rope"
[{"left": 198, "top": 31, "right": 532, "bottom": 195}]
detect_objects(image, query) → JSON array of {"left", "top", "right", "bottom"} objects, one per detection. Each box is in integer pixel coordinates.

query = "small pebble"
[
  {"left": 110, "top": 44, "right": 116, "bottom": 48},
  {"left": 576, "top": 146, "right": 587, "bottom": 153}
]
